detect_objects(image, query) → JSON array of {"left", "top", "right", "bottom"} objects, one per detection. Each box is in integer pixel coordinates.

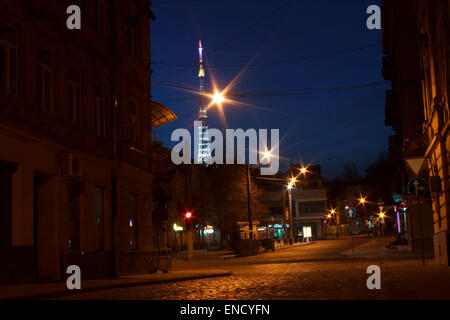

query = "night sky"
[{"left": 150, "top": 0, "right": 392, "bottom": 179}]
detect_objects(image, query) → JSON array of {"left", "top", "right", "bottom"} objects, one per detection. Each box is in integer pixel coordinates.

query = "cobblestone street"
[{"left": 58, "top": 237, "right": 450, "bottom": 300}]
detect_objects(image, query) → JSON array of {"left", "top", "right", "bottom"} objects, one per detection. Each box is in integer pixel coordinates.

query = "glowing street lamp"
[
  {"left": 378, "top": 211, "right": 386, "bottom": 237},
  {"left": 359, "top": 197, "right": 366, "bottom": 205},
  {"left": 300, "top": 167, "right": 307, "bottom": 174},
  {"left": 262, "top": 150, "right": 272, "bottom": 162},
  {"left": 212, "top": 91, "right": 225, "bottom": 105}
]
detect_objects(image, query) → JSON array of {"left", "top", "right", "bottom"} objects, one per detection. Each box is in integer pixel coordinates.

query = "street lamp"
[
  {"left": 212, "top": 91, "right": 225, "bottom": 105},
  {"left": 285, "top": 167, "right": 308, "bottom": 244},
  {"left": 378, "top": 211, "right": 386, "bottom": 237},
  {"left": 263, "top": 150, "right": 272, "bottom": 161},
  {"left": 358, "top": 196, "right": 369, "bottom": 235},
  {"left": 286, "top": 176, "right": 297, "bottom": 244},
  {"left": 286, "top": 182, "right": 293, "bottom": 243}
]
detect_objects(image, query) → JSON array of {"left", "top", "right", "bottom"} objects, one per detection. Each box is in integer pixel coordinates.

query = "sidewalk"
[
  {"left": 0, "top": 269, "right": 232, "bottom": 300},
  {"left": 172, "top": 241, "right": 317, "bottom": 262},
  {"left": 340, "top": 235, "right": 420, "bottom": 260}
]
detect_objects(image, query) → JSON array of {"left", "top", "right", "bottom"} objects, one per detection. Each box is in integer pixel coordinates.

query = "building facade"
[
  {"left": 382, "top": 0, "right": 450, "bottom": 265},
  {"left": 416, "top": 0, "right": 450, "bottom": 265},
  {"left": 0, "top": 0, "right": 162, "bottom": 283},
  {"left": 260, "top": 165, "right": 327, "bottom": 241},
  {"left": 382, "top": 0, "right": 435, "bottom": 256}
]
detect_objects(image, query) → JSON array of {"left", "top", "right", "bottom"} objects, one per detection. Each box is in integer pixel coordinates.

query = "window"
[
  {"left": 130, "top": 28, "right": 137, "bottom": 59},
  {"left": 130, "top": 101, "right": 137, "bottom": 144},
  {"left": 298, "top": 201, "right": 327, "bottom": 215},
  {"left": 129, "top": 12, "right": 137, "bottom": 59},
  {"left": 93, "top": 186, "right": 104, "bottom": 251},
  {"left": 68, "top": 66, "right": 81, "bottom": 124},
  {"left": 121, "top": 102, "right": 138, "bottom": 145},
  {"left": 95, "top": 0, "right": 106, "bottom": 34},
  {"left": 129, "top": 194, "right": 137, "bottom": 250},
  {"left": 37, "top": 47, "right": 53, "bottom": 112},
  {"left": 95, "top": 83, "right": 106, "bottom": 137},
  {"left": 0, "top": 21, "right": 17, "bottom": 96}
]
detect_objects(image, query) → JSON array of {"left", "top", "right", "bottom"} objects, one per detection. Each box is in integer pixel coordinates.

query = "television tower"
[{"left": 197, "top": 40, "right": 211, "bottom": 164}]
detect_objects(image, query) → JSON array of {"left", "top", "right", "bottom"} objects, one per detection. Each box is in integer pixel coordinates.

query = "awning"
[{"left": 151, "top": 101, "right": 177, "bottom": 128}]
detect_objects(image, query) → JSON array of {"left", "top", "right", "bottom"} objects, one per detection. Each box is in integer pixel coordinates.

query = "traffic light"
[
  {"left": 184, "top": 211, "right": 193, "bottom": 230},
  {"left": 399, "top": 201, "right": 408, "bottom": 212}
]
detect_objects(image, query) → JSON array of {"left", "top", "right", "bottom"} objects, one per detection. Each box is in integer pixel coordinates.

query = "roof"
[{"left": 151, "top": 101, "right": 177, "bottom": 128}]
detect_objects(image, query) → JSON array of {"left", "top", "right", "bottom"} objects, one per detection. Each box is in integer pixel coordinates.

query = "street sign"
[
  {"left": 405, "top": 158, "right": 426, "bottom": 175},
  {"left": 392, "top": 192, "right": 404, "bottom": 203},
  {"left": 346, "top": 207, "right": 356, "bottom": 218},
  {"left": 408, "top": 177, "right": 428, "bottom": 196}
]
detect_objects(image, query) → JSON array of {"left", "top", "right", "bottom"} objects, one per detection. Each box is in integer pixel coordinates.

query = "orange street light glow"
[
  {"left": 300, "top": 167, "right": 307, "bottom": 174},
  {"left": 212, "top": 91, "right": 225, "bottom": 105}
]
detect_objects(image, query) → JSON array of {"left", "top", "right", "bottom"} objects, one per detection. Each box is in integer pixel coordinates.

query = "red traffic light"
[{"left": 185, "top": 211, "right": 192, "bottom": 219}]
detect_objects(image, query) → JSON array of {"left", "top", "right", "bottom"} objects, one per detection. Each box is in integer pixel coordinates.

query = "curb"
[
  {"left": 273, "top": 241, "right": 317, "bottom": 251},
  {"left": 222, "top": 241, "right": 318, "bottom": 259},
  {"left": 7, "top": 271, "right": 233, "bottom": 300}
]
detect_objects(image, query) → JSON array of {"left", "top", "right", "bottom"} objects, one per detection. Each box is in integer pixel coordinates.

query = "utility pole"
[
  {"left": 282, "top": 186, "right": 286, "bottom": 243},
  {"left": 246, "top": 164, "right": 253, "bottom": 240},
  {"left": 185, "top": 211, "right": 194, "bottom": 261},
  {"left": 288, "top": 187, "right": 294, "bottom": 244},
  {"left": 187, "top": 228, "right": 194, "bottom": 261}
]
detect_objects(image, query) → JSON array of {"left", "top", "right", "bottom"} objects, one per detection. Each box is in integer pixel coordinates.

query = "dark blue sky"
[{"left": 150, "top": 0, "right": 392, "bottom": 178}]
